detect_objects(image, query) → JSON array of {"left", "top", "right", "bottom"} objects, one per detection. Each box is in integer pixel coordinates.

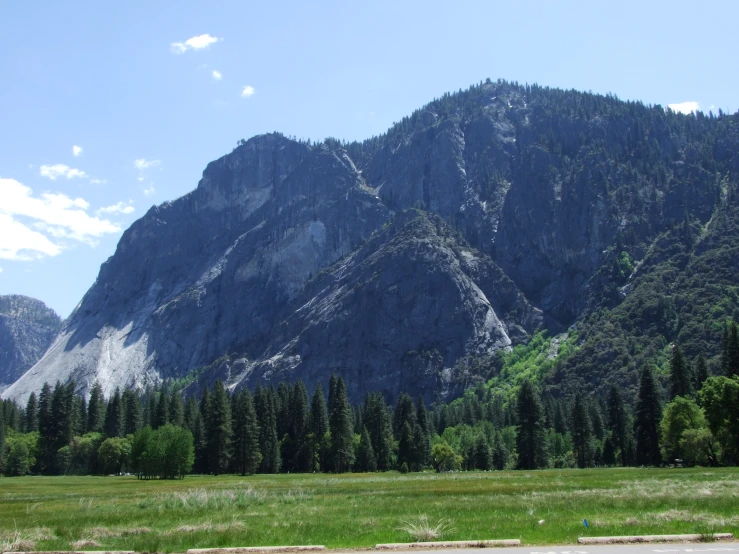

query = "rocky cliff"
[
  {"left": 0, "top": 295, "right": 61, "bottom": 393},
  {"left": 4, "top": 79, "right": 738, "bottom": 403}
]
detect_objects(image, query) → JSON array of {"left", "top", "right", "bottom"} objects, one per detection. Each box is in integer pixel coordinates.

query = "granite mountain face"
[
  {"left": 4, "top": 80, "right": 739, "bottom": 403},
  {"left": 0, "top": 295, "right": 61, "bottom": 393}
]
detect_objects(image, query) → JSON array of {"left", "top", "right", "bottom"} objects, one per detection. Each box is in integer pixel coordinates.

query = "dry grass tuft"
[
  {"left": 71, "top": 539, "right": 101, "bottom": 549},
  {"left": 87, "top": 527, "right": 121, "bottom": 538},
  {"left": 398, "top": 515, "right": 454, "bottom": 542},
  {"left": 121, "top": 527, "right": 151, "bottom": 536}
]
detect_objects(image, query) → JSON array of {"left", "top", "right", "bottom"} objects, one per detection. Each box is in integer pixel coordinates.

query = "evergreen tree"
[
  {"left": 74, "top": 396, "right": 87, "bottom": 435},
  {"left": 328, "top": 374, "right": 338, "bottom": 417},
  {"left": 635, "top": 367, "right": 662, "bottom": 466},
  {"left": 154, "top": 391, "right": 170, "bottom": 429},
  {"left": 205, "top": 380, "right": 232, "bottom": 475},
  {"left": 231, "top": 390, "right": 261, "bottom": 475},
  {"left": 309, "top": 385, "right": 329, "bottom": 472},
  {"left": 37, "top": 382, "right": 54, "bottom": 473},
  {"left": 104, "top": 387, "right": 124, "bottom": 438},
  {"left": 669, "top": 345, "right": 694, "bottom": 399},
  {"left": 473, "top": 434, "right": 492, "bottom": 470},
  {"left": 329, "top": 377, "right": 354, "bottom": 473},
  {"left": 515, "top": 381, "right": 547, "bottom": 469},
  {"left": 415, "top": 396, "right": 431, "bottom": 467},
  {"left": 123, "top": 389, "right": 143, "bottom": 435},
  {"left": 363, "top": 392, "right": 393, "bottom": 470},
  {"left": 276, "top": 382, "right": 292, "bottom": 442},
  {"left": 571, "top": 393, "right": 592, "bottom": 468},
  {"left": 553, "top": 402, "right": 568, "bottom": 434},
  {"left": 728, "top": 323, "right": 739, "bottom": 378},
  {"left": 255, "top": 384, "right": 281, "bottom": 473},
  {"left": 694, "top": 354, "right": 709, "bottom": 391},
  {"left": 87, "top": 381, "right": 105, "bottom": 432},
  {"left": 146, "top": 393, "right": 158, "bottom": 428},
  {"left": 393, "top": 393, "right": 416, "bottom": 439},
  {"left": 286, "top": 381, "right": 310, "bottom": 472},
  {"left": 397, "top": 421, "right": 414, "bottom": 471},
  {"left": 0, "top": 408, "right": 6, "bottom": 474},
  {"left": 607, "top": 385, "right": 629, "bottom": 466},
  {"left": 169, "top": 392, "right": 185, "bottom": 428},
  {"left": 355, "top": 426, "right": 377, "bottom": 472},
  {"left": 25, "top": 392, "right": 38, "bottom": 433}
]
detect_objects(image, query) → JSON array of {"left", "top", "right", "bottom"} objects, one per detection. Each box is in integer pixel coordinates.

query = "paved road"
[{"left": 384, "top": 543, "right": 739, "bottom": 554}]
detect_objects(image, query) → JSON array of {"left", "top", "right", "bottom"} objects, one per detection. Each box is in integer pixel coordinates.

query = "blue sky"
[{"left": 1, "top": 0, "right": 737, "bottom": 318}]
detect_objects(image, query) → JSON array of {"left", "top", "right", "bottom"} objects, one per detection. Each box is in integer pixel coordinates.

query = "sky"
[{"left": 1, "top": 0, "right": 737, "bottom": 319}]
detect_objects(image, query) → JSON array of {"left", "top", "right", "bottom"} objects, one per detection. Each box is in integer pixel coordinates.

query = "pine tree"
[
  {"left": 607, "top": 385, "right": 629, "bottom": 466},
  {"left": 231, "top": 390, "right": 261, "bottom": 475},
  {"left": 328, "top": 374, "right": 338, "bottom": 417},
  {"left": 205, "top": 380, "right": 232, "bottom": 475},
  {"left": 37, "top": 382, "right": 54, "bottom": 473},
  {"left": 363, "top": 392, "right": 392, "bottom": 470},
  {"left": 25, "top": 392, "right": 38, "bottom": 432},
  {"left": 397, "top": 421, "right": 414, "bottom": 471},
  {"left": 694, "top": 354, "right": 709, "bottom": 391},
  {"left": 285, "top": 381, "right": 310, "bottom": 472},
  {"left": 728, "top": 323, "right": 739, "bottom": 377},
  {"left": 154, "top": 391, "right": 170, "bottom": 429},
  {"left": 255, "top": 385, "right": 281, "bottom": 473},
  {"left": 309, "top": 385, "right": 329, "bottom": 472},
  {"left": 169, "top": 392, "right": 185, "bottom": 428},
  {"left": 276, "top": 382, "right": 291, "bottom": 442},
  {"left": 74, "top": 396, "right": 86, "bottom": 435},
  {"left": 515, "top": 381, "right": 547, "bottom": 469},
  {"left": 669, "top": 345, "right": 694, "bottom": 399},
  {"left": 553, "top": 402, "right": 568, "bottom": 434},
  {"left": 415, "top": 396, "right": 431, "bottom": 467},
  {"left": 355, "top": 426, "right": 377, "bottom": 472},
  {"left": 87, "top": 381, "right": 105, "bottom": 432},
  {"left": 473, "top": 434, "right": 492, "bottom": 470},
  {"left": 0, "top": 407, "right": 6, "bottom": 475},
  {"left": 104, "top": 388, "right": 124, "bottom": 438},
  {"left": 393, "top": 393, "right": 416, "bottom": 439},
  {"left": 329, "top": 377, "right": 354, "bottom": 473},
  {"left": 123, "top": 389, "right": 143, "bottom": 435},
  {"left": 571, "top": 393, "right": 592, "bottom": 468},
  {"left": 635, "top": 367, "right": 662, "bottom": 466}
]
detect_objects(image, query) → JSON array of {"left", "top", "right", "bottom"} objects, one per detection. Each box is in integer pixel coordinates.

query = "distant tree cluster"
[{"left": 2, "top": 336, "right": 737, "bottom": 478}]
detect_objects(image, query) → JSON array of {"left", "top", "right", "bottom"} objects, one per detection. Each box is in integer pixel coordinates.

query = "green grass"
[{"left": 1, "top": 468, "right": 738, "bottom": 552}]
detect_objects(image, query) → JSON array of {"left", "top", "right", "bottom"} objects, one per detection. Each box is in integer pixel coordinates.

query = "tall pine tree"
[
  {"left": 205, "top": 380, "right": 232, "bottom": 475},
  {"left": 87, "top": 381, "right": 105, "bottom": 433},
  {"left": 309, "top": 385, "right": 329, "bottom": 472},
  {"left": 607, "top": 385, "right": 629, "bottom": 466},
  {"left": 231, "top": 390, "right": 261, "bottom": 475},
  {"left": 25, "top": 392, "right": 38, "bottom": 433},
  {"left": 669, "top": 345, "right": 694, "bottom": 399},
  {"left": 635, "top": 366, "right": 662, "bottom": 466},
  {"left": 329, "top": 377, "right": 354, "bottom": 473},
  {"left": 255, "top": 384, "right": 281, "bottom": 473},
  {"left": 515, "top": 381, "right": 547, "bottom": 469},
  {"left": 571, "top": 393, "right": 592, "bottom": 468}
]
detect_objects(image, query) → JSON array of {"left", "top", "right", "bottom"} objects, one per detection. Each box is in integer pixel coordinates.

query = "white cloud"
[
  {"left": 39, "top": 164, "right": 88, "bottom": 180},
  {"left": 96, "top": 202, "right": 135, "bottom": 216},
  {"left": 72, "top": 145, "right": 83, "bottom": 157},
  {"left": 170, "top": 34, "right": 221, "bottom": 54},
  {"left": 143, "top": 186, "right": 155, "bottom": 196},
  {"left": 212, "top": 70, "right": 222, "bottom": 81},
  {"left": 0, "top": 178, "right": 120, "bottom": 260},
  {"left": 89, "top": 178, "right": 107, "bottom": 185},
  {"left": 668, "top": 101, "right": 700, "bottom": 115},
  {"left": 134, "top": 158, "right": 161, "bottom": 170},
  {"left": 241, "top": 85, "right": 255, "bottom": 98},
  {"left": 137, "top": 176, "right": 144, "bottom": 182}
]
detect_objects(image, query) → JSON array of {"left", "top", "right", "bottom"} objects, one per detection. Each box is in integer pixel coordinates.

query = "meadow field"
[{"left": 1, "top": 468, "right": 738, "bottom": 552}]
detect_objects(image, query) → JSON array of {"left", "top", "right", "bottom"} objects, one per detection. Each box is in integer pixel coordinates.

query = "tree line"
[{"left": 1, "top": 332, "right": 738, "bottom": 477}]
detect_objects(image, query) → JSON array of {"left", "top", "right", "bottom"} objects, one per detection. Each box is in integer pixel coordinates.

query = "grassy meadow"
[{"left": 1, "top": 468, "right": 738, "bottom": 552}]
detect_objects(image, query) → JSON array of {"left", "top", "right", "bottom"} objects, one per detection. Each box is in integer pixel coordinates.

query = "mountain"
[
  {"left": 0, "top": 295, "right": 61, "bottom": 393},
  {"left": 4, "top": 79, "right": 739, "bottom": 404}
]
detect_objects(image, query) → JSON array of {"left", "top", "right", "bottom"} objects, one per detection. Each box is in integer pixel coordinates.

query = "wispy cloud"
[
  {"left": 72, "top": 145, "right": 83, "bottom": 157},
  {"left": 0, "top": 178, "right": 121, "bottom": 260},
  {"left": 96, "top": 202, "right": 135, "bottom": 216},
  {"left": 134, "top": 158, "right": 161, "bottom": 170},
  {"left": 143, "top": 186, "right": 155, "bottom": 196},
  {"left": 39, "top": 164, "right": 87, "bottom": 180},
  {"left": 170, "top": 34, "right": 221, "bottom": 54},
  {"left": 89, "top": 178, "right": 107, "bottom": 185},
  {"left": 212, "top": 70, "right": 222, "bottom": 81},
  {"left": 668, "top": 101, "right": 700, "bottom": 115},
  {"left": 241, "top": 85, "right": 255, "bottom": 98}
]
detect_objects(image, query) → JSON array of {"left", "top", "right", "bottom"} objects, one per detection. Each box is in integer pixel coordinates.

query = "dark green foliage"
[
  {"left": 123, "top": 389, "right": 143, "bottom": 435},
  {"left": 255, "top": 384, "right": 281, "bottom": 473},
  {"left": 694, "top": 354, "right": 709, "bottom": 390},
  {"left": 24, "top": 392, "right": 38, "bottom": 433},
  {"left": 130, "top": 424, "right": 194, "bottom": 479},
  {"left": 231, "top": 390, "right": 261, "bottom": 475},
  {"left": 393, "top": 393, "right": 416, "bottom": 439},
  {"left": 87, "top": 382, "right": 104, "bottom": 433},
  {"left": 607, "top": 386, "right": 630, "bottom": 466},
  {"left": 329, "top": 377, "right": 354, "bottom": 473},
  {"left": 104, "top": 388, "right": 124, "bottom": 438},
  {"left": 515, "top": 381, "right": 547, "bottom": 469},
  {"left": 669, "top": 345, "right": 694, "bottom": 399},
  {"left": 309, "top": 385, "right": 329, "bottom": 472},
  {"left": 362, "top": 392, "right": 392, "bottom": 470},
  {"left": 168, "top": 393, "right": 184, "bottom": 428},
  {"left": 355, "top": 426, "right": 377, "bottom": 472},
  {"left": 635, "top": 367, "right": 662, "bottom": 466},
  {"left": 205, "top": 380, "right": 232, "bottom": 475},
  {"left": 571, "top": 393, "right": 592, "bottom": 468},
  {"left": 727, "top": 323, "right": 739, "bottom": 378},
  {"left": 0, "top": 408, "right": 6, "bottom": 474},
  {"left": 154, "top": 391, "right": 169, "bottom": 429}
]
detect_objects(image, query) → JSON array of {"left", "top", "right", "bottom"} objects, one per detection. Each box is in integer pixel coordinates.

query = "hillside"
[
  {"left": 0, "top": 295, "right": 61, "bottom": 392},
  {"left": 3, "top": 79, "right": 739, "bottom": 404}
]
